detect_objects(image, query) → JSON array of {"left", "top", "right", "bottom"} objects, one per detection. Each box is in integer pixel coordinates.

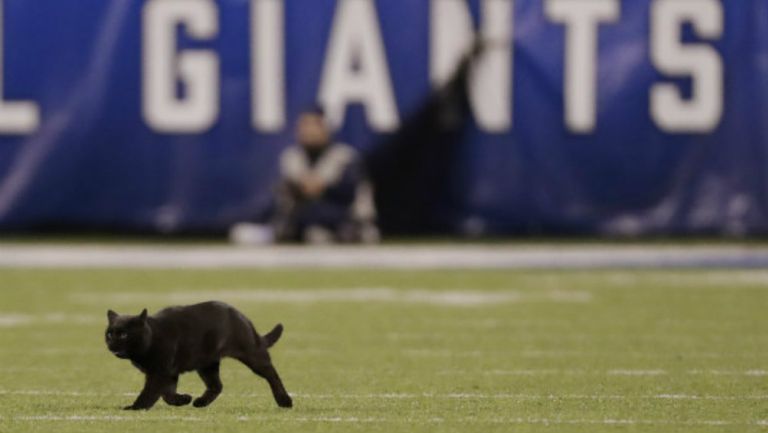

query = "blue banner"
[{"left": 0, "top": 0, "right": 765, "bottom": 235}]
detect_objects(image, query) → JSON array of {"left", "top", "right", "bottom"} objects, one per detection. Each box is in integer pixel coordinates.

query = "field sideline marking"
[{"left": 0, "top": 244, "right": 767, "bottom": 269}]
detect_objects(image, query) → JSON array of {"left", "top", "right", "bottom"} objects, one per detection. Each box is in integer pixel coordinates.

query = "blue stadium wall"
[{"left": 0, "top": 0, "right": 765, "bottom": 235}]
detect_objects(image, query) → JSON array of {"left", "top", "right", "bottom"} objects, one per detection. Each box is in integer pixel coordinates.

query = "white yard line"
[
  {"left": 3, "top": 389, "right": 768, "bottom": 401},
  {"left": 520, "top": 349, "right": 765, "bottom": 359},
  {"left": 0, "top": 244, "right": 765, "bottom": 269},
  {"left": 607, "top": 369, "right": 667, "bottom": 376},
  {"left": 288, "top": 416, "right": 383, "bottom": 423},
  {"left": 7, "top": 415, "right": 204, "bottom": 422},
  {"left": 69, "top": 288, "right": 593, "bottom": 307},
  {"left": 7, "top": 367, "right": 764, "bottom": 377},
  {"left": 5, "top": 345, "right": 763, "bottom": 361},
  {"left": 0, "top": 390, "right": 137, "bottom": 397},
  {"left": 0, "top": 313, "right": 101, "bottom": 328},
  {"left": 293, "top": 392, "right": 768, "bottom": 402},
  {"left": 437, "top": 368, "right": 768, "bottom": 377},
  {"left": 2, "top": 414, "right": 767, "bottom": 427},
  {"left": 689, "top": 369, "right": 768, "bottom": 376}
]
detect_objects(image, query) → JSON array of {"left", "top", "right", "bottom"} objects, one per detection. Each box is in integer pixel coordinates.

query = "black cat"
[{"left": 105, "top": 301, "right": 292, "bottom": 410}]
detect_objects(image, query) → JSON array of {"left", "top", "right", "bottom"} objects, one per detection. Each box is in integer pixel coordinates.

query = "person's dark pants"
[{"left": 276, "top": 198, "right": 353, "bottom": 243}]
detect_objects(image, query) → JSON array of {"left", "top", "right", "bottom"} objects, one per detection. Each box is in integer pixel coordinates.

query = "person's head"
[{"left": 296, "top": 107, "right": 331, "bottom": 150}]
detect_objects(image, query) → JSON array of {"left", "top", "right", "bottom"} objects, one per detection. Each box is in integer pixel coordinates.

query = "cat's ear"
[
  {"left": 139, "top": 309, "right": 148, "bottom": 322},
  {"left": 107, "top": 310, "right": 118, "bottom": 323}
]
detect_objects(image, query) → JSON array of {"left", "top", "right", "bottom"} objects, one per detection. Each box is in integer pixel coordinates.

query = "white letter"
[
  {"left": 546, "top": 0, "right": 620, "bottom": 133},
  {"left": 651, "top": 0, "right": 723, "bottom": 133},
  {"left": 0, "top": 0, "right": 39, "bottom": 134},
  {"left": 318, "top": 0, "right": 399, "bottom": 132},
  {"left": 143, "top": 0, "right": 219, "bottom": 133},
  {"left": 431, "top": 0, "right": 513, "bottom": 132},
  {"left": 252, "top": 0, "right": 285, "bottom": 132}
]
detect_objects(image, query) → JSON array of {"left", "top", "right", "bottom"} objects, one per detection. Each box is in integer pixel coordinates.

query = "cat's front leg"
[
  {"left": 162, "top": 375, "right": 193, "bottom": 406},
  {"left": 124, "top": 374, "right": 169, "bottom": 410}
]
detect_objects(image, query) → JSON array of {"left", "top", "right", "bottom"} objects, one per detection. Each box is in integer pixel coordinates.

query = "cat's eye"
[{"left": 117, "top": 332, "right": 128, "bottom": 339}]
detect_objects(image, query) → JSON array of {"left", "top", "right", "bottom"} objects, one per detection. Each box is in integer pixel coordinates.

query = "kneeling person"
[{"left": 275, "top": 108, "right": 378, "bottom": 244}]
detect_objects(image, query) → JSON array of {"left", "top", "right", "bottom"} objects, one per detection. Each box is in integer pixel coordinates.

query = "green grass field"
[{"left": 1, "top": 268, "right": 767, "bottom": 432}]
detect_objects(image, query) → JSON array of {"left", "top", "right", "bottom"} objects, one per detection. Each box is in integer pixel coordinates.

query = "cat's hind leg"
[
  {"left": 239, "top": 353, "right": 292, "bottom": 408},
  {"left": 162, "top": 375, "right": 193, "bottom": 406},
  {"left": 193, "top": 362, "right": 223, "bottom": 408}
]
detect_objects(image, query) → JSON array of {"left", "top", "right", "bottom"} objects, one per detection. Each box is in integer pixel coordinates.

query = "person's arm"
[
  {"left": 279, "top": 147, "right": 309, "bottom": 185},
  {"left": 286, "top": 144, "right": 356, "bottom": 200},
  {"left": 298, "top": 175, "right": 326, "bottom": 199},
  {"left": 280, "top": 147, "right": 322, "bottom": 199},
  {"left": 317, "top": 146, "right": 355, "bottom": 183}
]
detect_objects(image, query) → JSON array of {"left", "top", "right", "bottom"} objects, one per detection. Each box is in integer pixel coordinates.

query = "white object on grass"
[{"left": 229, "top": 223, "right": 275, "bottom": 246}]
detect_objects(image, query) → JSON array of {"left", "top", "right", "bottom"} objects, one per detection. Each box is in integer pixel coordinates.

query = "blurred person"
[{"left": 273, "top": 107, "right": 378, "bottom": 244}]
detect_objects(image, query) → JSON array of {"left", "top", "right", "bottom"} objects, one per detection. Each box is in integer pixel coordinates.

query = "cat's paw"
[
  {"left": 165, "top": 394, "right": 192, "bottom": 406},
  {"left": 276, "top": 394, "right": 293, "bottom": 408},
  {"left": 171, "top": 394, "right": 192, "bottom": 406},
  {"left": 176, "top": 394, "right": 193, "bottom": 406},
  {"left": 192, "top": 397, "right": 211, "bottom": 408}
]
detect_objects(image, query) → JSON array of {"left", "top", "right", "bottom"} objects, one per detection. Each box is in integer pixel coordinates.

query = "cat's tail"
[{"left": 263, "top": 323, "right": 284, "bottom": 348}]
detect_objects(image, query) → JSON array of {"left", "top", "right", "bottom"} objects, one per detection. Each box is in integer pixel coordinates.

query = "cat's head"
[{"left": 105, "top": 309, "right": 152, "bottom": 359}]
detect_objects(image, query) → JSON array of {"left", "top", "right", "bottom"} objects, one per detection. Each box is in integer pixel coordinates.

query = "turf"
[{"left": 0, "top": 268, "right": 767, "bottom": 432}]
